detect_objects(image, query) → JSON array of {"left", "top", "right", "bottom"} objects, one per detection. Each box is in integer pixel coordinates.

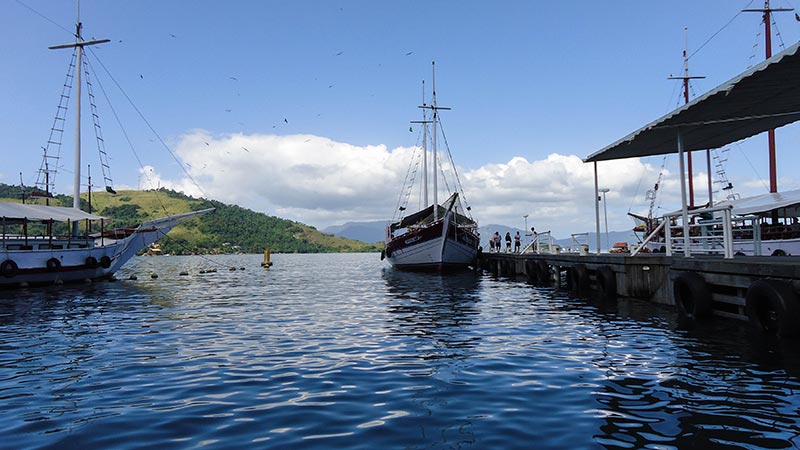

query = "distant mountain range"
[
  {"left": 324, "top": 220, "right": 639, "bottom": 251},
  {"left": 323, "top": 221, "right": 389, "bottom": 243}
]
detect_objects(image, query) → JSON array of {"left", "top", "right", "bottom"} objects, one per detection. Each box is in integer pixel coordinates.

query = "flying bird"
[
  {"left": 242, "top": 147, "right": 249, "bottom": 152},
  {"left": 229, "top": 76, "right": 238, "bottom": 81},
  {"left": 405, "top": 51, "right": 414, "bottom": 56},
  {"left": 796, "top": 12, "right": 800, "bottom": 21},
  {"left": 336, "top": 51, "right": 343, "bottom": 56},
  {"left": 170, "top": 33, "right": 177, "bottom": 38},
  {"left": 225, "top": 109, "right": 232, "bottom": 112},
  {"left": 284, "top": 118, "right": 289, "bottom": 123}
]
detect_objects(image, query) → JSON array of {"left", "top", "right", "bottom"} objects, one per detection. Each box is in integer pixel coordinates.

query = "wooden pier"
[{"left": 479, "top": 251, "right": 800, "bottom": 337}]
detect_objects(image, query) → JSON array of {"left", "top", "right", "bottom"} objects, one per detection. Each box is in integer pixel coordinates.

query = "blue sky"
[{"left": 2, "top": 0, "right": 800, "bottom": 236}]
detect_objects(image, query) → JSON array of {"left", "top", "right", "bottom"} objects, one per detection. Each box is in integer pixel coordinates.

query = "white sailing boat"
[
  {"left": 0, "top": 7, "right": 211, "bottom": 287},
  {"left": 383, "top": 63, "right": 479, "bottom": 271}
]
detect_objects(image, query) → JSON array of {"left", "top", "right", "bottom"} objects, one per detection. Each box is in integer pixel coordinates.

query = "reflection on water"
[
  {"left": 1, "top": 254, "right": 800, "bottom": 449},
  {"left": 383, "top": 269, "right": 481, "bottom": 357}
]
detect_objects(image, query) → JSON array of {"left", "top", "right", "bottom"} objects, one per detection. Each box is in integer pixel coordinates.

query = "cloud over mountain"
[{"left": 142, "top": 130, "right": 687, "bottom": 235}]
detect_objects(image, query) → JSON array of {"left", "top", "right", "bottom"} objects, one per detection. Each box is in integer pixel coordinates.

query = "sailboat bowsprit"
[{"left": 384, "top": 63, "right": 479, "bottom": 271}]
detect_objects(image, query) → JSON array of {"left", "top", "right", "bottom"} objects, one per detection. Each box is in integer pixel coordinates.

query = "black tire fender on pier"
[
  {"left": 596, "top": 266, "right": 617, "bottom": 301},
  {"left": 525, "top": 260, "right": 537, "bottom": 282},
  {"left": 0, "top": 259, "right": 18, "bottom": 278},
  {"left": 745, "top": 279, "right": 800, "bottom": 337},
  {"left": 380, "top": 249, "right": 385, "bottom": 261},
  {"left": 46, "top": 257, "right": 61, "bottom": 271},
  {"left": 673, "top": 272, "right": 712, "bottom": 320},
  {"left": 570, "top": 264, "right": 589, "bottom": 297},
  {"left": 85, "top": 256, "right": 99, "bottom": 269},
  {"left": 536, "top": 260, "right": 550, "bottom": 285},
  {"left": 384, "top": 248, "right": 392, "bottom": 259},
  {"left": 100, "top": 255, "right": 112, "bottom": 269}
]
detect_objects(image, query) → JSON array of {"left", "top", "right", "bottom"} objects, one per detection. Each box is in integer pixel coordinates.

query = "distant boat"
[
  {"left": 0, "top": 6, "right": 211, "bottom": 287},
  {"left": 383, "top": 63, "right": 479, "bottom": 271}
]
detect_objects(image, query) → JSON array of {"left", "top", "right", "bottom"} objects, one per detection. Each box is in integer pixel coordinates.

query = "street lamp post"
[
  {"left": 599, "top": 188, "right": 610, "bottom": 252},
  {"left": 523, "top": 214, "right": 529, "bottom": 253}
]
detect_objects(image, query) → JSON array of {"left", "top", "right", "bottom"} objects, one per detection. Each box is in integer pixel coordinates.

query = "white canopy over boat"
[
  {"left": 716, "top": 188, "right": 800, "bottom": 218},
  {"left": 0, "top": 203, "right": 106, "bottom": 222}
]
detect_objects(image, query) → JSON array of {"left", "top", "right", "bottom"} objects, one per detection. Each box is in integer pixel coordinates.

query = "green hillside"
[{"left": 0, "top": 184, "right": 381, "bottom": 255}]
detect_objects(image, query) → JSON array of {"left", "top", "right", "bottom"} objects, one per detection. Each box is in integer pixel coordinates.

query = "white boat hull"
[
  {"left": 385, "top": 215, "right": 478, "bottom": 271},
  {"left": 0, "top": 208, "right": 212, "bottom": 287}
]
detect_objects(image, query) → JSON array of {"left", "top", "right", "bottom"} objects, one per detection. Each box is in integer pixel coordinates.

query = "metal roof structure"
[
  {"left": 716, "top": 187, "right": 800, "bottom": 217},
  {"left": 0, "top": 203, "right": 106, "bottom": 222},
  {"left": 585, "top": 41, "right": 800, "bottom": 163}
]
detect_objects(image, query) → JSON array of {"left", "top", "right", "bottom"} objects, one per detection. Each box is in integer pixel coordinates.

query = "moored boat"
[
  {"left": 383, "top": 63, "right": 479, "bottom": 271},
  {"left": 0, "top": 5, "right": 212, "bottom": 287}
]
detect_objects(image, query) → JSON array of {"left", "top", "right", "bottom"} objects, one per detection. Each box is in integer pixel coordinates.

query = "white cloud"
[{"left": 145, "top": 130, "right": 736, "bottom": 237}]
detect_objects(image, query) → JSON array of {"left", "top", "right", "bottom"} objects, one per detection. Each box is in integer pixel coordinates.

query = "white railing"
[
  {"left": 570, "top": 232, "right": 589, "bottom": 254},
  {"left": 521, "top": 230, "right": 555, "bottom": 254},
  {"left": 633, "top": 204, "right": 734, "bottom": 258}
]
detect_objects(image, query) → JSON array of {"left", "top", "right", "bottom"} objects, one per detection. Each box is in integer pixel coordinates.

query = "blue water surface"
[{"left": 1, "top": 253, "right": 799, "bottom": 449}]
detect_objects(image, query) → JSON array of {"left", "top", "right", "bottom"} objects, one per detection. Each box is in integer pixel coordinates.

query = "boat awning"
[
  {"left": 0, "top": 203, "right": 106, "bottom": 222},
  {"left": 585, "top": 41, "right": 800, "bottom": 162},
  {"left": 716, "top": 188, "right": 800, "bottom": 217}
]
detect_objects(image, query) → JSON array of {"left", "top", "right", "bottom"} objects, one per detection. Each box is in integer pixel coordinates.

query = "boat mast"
[
  {"left": 743, "top": 0, "right": 792, "bottom": 194},
  {"left": 49, "top": 2, "right": 109, "bottom": 233},
  {"left": 419, "top": 62, "right": 450, "bottom": 221},
  {"left": 411, "top": 82, "right": 432, "bottom": 209},
  {"left": 668, "top": 28, "right": 704, "bottom": 207},
  {"left": 431, "top": 62, "right": 439, "bottom": 220},
  {"left": 421, "top": 81, "right": 429, "bottom": 207}
]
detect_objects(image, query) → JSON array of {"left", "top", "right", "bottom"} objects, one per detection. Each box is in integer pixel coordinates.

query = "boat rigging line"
[
  {"left": 437, "top": 116, "right": 473, "bottom": 216},
  {"left": 87, "top": 47, "right": 210, "bottom": 204}
]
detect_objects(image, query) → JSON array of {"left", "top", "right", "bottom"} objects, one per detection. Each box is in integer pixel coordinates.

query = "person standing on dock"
[
  {"left": 493, "top": 232, "right": 501, "bottom": 253},
  {"left": 514, "top": 231, "right": 521, "bottom": 253},
  {"left": 505, "top": 232, "right": 512, "bottom": 253}
]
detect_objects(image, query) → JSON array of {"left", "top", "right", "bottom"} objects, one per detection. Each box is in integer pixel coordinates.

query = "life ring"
[
  {"left": 0, "top": 259, "right": 18, "bottom": 278},
  {"left": 745, "top": 279, "right": 800, "bottom": 337},
  {"left": 673, "top": 272, "right": 711, "bottom": 320},
  {"left": 570, "top": 264, "right": 589, "bottom": 297},
  {"left": 596, "top": 266, "right": 617, "bottom": 301},
  {"left": 100, "top": 256, "right": 112, "bottom": 269},
  {"left": 85, "top": 256, "right": 99, "bottom": 269},
  {"left": 46, "top": 257, "right": 61, "bottom": 272}
]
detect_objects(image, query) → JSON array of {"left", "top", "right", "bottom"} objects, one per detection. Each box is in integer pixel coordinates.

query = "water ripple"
[{"left": 1, "top": 254, "right": 800, "bottom": 449}]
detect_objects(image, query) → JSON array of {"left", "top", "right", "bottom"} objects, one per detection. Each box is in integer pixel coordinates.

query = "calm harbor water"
[{"left": 1, "top": 253, "right": 800, "bottom": 449}]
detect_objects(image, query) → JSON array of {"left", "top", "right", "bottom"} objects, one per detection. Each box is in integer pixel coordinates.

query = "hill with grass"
[{"left": 0, "top": 184, "right": 380, "bottom": 255}]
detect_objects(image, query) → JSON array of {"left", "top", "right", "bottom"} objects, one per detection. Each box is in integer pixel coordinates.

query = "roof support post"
[
  {"left": 677, "top": 130, "right": 691, "bottom": 257},
  {"left": 594, "top": 161, "right": 601, "bottom": 255},
  {"left": 706, "top": 149, "right": 713, "bottom": 206}
]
